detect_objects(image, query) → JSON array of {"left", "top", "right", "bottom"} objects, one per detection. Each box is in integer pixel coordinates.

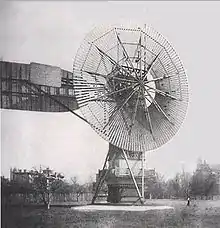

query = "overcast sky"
[{"left": 1, "top": 1, "right": 220, "bottom": 183}]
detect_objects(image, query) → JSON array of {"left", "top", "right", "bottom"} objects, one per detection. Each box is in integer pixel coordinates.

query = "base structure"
[{"left": 92, "top": 145, "right": 154, "bottom": 205}]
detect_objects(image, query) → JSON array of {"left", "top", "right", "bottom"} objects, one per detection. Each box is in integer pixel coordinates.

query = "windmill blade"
[
  {"left": 92, "top": 43, "right": 138, "bottom": 82},
  {"left": 145, "top": 84, "right": 181, "bottom": 101},
  {"left": 115, "top": 31, "right": 139, "bottom": 80},
  {"left": 102, "top": 89, "right": 136, "bottom": 130},
  {"left": 142, "top": 52, "right": 161, "bottom": 81},
  {"left": 128, "top": 89, "right": 140, "bottom": 135},
  {"left": 73, "top": 25, "right": 189, "bottom": 152}
]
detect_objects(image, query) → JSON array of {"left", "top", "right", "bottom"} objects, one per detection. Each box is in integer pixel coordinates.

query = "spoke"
[
  {"left": 72, "top": 81, "right": 104, "bottom": 86},
  {"left": 144, "top": 76, "right": 165, "bottom": 83},
  {"left": 94, "top": 43, "right": 119, "bottom": 66},
  {"left": 139, "top": 33, "right": 142, "bottom": 81},
  {"left": 90, "top": 98, "right": 115, "bottom": 103},
  {"left": 79, "top": 97, "right": 115, "bottom": 109},
  {"left": 108, "top": 67, "right": 136, "bottom": 83},
  {"left": 128, "top": 33, "right": 142, "bottom": 135},
  {"left": 82, "top": 69, "right": 139, "bottom": 102},
  {"left": 103, "top": 89, "right": 136, "bottom": 130},
  {"left": 133, "top": 34, "right": 142, "bottom": 63},
  {"left": 128, "top": 89, "right": 140, "bottom": 135},
  {"left": 145, "top": 94, "right": 151, "bottom": 104},
  {"left": 142, "top": 52, "right": 161, "bottom": 81},
  {"left": 143, "top": 96, "right": 155, "bottom": 141},
  {"left": 100, "top": 54, "right": 110, "bottom": 75},
  {"left": 79, "top": 69, "right": 109, "bottom": 93},
  {"left": 91, "top": 28, "right": 115, "bottom": 43},
  {"left": 144, "top": 88, "right": 174, "bottom": 125},
  {"left": 115, "top": 32, "right": 139, "bottom": 80},
  {"left": 83, "top": 69, "right": 136, "bottom": 83},
  {"left": 112, "top": 77, "right": 136, "bottom": 83},
  {"left": 105, "top": 83, "right": 137, "bottom": 97},
  {"left": 143, "top": 24, "right": 147, "bottom": 72},
  {"left": 145, "top": 84, "right": 181, "bottom": 101},
  {"left": 83, "top": 70, "right": 108, "bottom": 79},
  {"left": 144, "top": 74, "right": 178, "bottom": 83},
  {"left": 91, "top": 43, "right": 138, "bottom": 82},
  {"left": 82, "top": 82, "right": 138, "bottom": 105}
]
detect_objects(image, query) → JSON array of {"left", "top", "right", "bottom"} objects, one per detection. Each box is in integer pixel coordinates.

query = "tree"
[
  {"left": 70, "top": 177, "right": 85, "bottom": 202},
  {"left": 204, "top": 172, "right": 218, "bottom": 199},
  {"left": 178, "top": 171, "right": 192, "bottom": 198},
  {"left": 190, "top": 160, "right": 218, "bottom": 199},
  {"left": 164, "top": 171, "right": 191, "bottom": 199},
  {"left": 31, "top": 167, "right": 64, "bottom": 209},
  {"left": 166, "top": 174, "right": 182, "bottom": 198},
  {"left": 1, "top": 176, "right": 34, "bottom": 206},
  {"left": 145, "top": 173, "right": 167, "bottom": 199}
]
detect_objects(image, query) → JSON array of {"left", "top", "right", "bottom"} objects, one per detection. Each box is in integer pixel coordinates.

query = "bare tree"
[
  {"left": 190, "top": 162, "right": 218, "bottom": 200},
  {"left": 31, "top": 167, "right": 64, "bottom": 209},
  {"left": 70, "top": 176, "right": 84, "bottom": 202}
]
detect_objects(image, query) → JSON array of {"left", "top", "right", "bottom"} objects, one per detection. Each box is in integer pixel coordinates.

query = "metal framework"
[
  {"left": 73, "top": 25, "right": 189, "bottom": 152},
  {"left": 73, "top": 25, "right": 189, "bottom": 204},
  {"left": 0, "top": 60, "right": 148, "bottom": 204},
  {"left": 92, "top": 145, "right": 149, "bottom": 204},
  {"left": 1, "top": 24, "right": 189, "bottom": 205}
]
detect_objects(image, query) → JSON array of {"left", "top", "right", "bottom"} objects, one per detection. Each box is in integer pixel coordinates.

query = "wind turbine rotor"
[{"left": 73, "top": 25, "right": 189, "bottom": 152}]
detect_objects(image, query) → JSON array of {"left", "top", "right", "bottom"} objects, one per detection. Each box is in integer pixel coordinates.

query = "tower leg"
[
  {"left": 142, "top": 151, "right": 145, "bottom": 202},
  {"left": 91, "top": 152, "right": 109, "bottom": 204},
  {"left": 122, "top": 149, "right": 144, "bottom": 204},
  {"left": 91, "top": 152, "right": 117, "bottom": 204}
]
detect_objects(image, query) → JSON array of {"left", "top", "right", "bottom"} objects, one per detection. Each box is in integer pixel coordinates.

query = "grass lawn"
[{"left": 2, "top": 199, "right": 220, "bottom": 228}]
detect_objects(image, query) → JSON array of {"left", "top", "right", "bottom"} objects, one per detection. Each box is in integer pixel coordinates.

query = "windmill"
[
  {"left": 0, "top": 24, "right": 189, "bottom": 205},
  {"left": 72, "top": 25, "right": 189, "bottom": 204}
]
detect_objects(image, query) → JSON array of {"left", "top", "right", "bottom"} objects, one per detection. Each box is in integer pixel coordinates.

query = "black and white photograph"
[{"left": 1, "top": 1, "right": 220, "bottom": 227}]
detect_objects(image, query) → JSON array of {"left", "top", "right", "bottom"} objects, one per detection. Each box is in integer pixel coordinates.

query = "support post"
[
  {"left": 46, "top": 177, "right": 51, "bottom": 209},
  {"left": 91, "top": 152, "right": 109, "bottom": 204},
  {"left": 122, "top": 149, "right": 144, "bottom": 204},
  {"left": 91, "top": 152, "right": 117, "bottom": 204},
  {"left": 142, "top": 151, "right": 145, "bottom": 202}
]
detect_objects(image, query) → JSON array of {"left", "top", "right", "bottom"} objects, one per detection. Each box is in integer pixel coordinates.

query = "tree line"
[
  {"left": 1, "top": 167, "right": 93, "bottom": 208},
  {"left": 1, "top": 159, "right": 219, "bottom": 207},
  {"left": 145, "top": 160, "right": 219, "bottom": 200}
]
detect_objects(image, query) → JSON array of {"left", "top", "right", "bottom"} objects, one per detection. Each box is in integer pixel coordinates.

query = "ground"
[{"left": 2, "top": 199, "right": 220, "bottom": 228}]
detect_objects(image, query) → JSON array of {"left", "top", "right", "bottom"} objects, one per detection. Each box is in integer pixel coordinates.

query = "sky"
[{"left": 1, "top": 1, "right": 220, "bottom": 183}]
